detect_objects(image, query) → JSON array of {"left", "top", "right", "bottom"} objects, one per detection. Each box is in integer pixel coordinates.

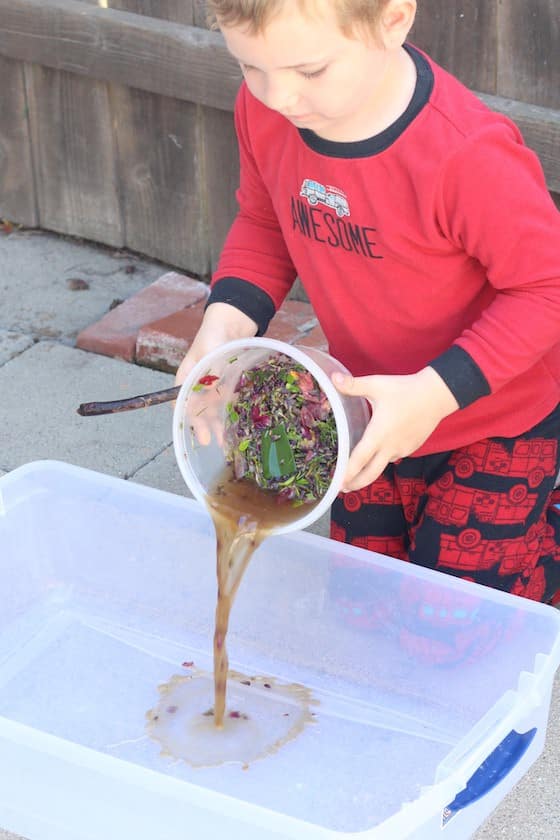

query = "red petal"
[{"left": 251, "top": 405, "right": 271, "bottom": 428}]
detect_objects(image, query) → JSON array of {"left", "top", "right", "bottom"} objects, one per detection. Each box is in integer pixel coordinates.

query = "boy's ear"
[{"left": 379, "top": 0, "right": 417, "bottom": 48}]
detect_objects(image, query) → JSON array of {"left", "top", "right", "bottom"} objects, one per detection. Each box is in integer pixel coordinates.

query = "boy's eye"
[
  {"left": 238, "top": 62, "right": 326, "bottom": 79},
  {"left": 300, "top": 67, "right": 326, "bottom": 80}
]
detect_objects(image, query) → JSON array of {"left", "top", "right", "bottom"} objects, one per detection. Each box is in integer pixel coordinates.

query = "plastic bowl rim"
[{"left": 172, "top": 337, "right": 351, "bottom": 535}]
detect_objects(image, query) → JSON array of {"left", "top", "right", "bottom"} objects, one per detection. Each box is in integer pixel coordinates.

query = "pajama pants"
[{"left": 331, "top": 403, "right": 560, "bottom": 604}]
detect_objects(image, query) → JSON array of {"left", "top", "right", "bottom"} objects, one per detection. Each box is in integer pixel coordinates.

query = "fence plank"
[
  {"left": 196, "top": 106, "right": 239, "bottom": 269},
  {"left": 106, "top": 1, "right": 194, "bottom": 24},
  {"left": 477, "top": 92, "right": 560, "bottom": 193},
  {"left": 0, "top": 0, "right": 241, "bottom": 112},
  {"left": 103, "top": 3, "right": 205, "bottom": 268},
  {"left": 410, "top": 0, "right": 498, "bottom": 94},
  {"left": 192, "top": 0, "right": 211, "bottom": 29},
  {"left": 110, "top": 84, "right": 209, "bottom": 274},
  {"left": 497, "top": 0, "right": 560, "bottom": 109},
  {"left": 0, "top": 56, "right": 37, "bottom": 226},
  {"left": 25, "top": 63, "right": 123, "bottom": 244},
  {"left": 1, "top": 0, "right": 557, "bottom": 274},
  {"left": 187, "top": 0, "right": 238, "bottom": 270}
]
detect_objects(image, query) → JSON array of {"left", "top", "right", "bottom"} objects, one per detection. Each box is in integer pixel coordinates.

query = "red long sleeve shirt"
[{"left": 208, "top": 45, "right": 560, "bottom": 456}]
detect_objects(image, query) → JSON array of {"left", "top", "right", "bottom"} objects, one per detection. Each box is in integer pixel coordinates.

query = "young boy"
[{"left": 176, "top": 0, "right": 560, "bottom": 603}]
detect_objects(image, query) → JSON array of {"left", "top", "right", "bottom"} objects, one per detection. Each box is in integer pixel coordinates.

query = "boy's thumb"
[{"left": 332, "top": 371, "right": 355, "bottom": 393}]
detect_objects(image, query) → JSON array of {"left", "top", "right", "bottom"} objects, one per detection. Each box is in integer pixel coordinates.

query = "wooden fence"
[{"left": 0, "top": 0, "right": 559, "bottom": 279}]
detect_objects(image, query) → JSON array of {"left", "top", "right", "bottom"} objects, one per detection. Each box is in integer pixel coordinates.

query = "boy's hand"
[
  {"left": 333, "top": 367, "right": 459, "bottom": 491},
  {"left": 174, "top": 302, "right": 258, "bottom": 445},
  {"left": 175, "top": 302, "right": 258, "bottom": 387}
]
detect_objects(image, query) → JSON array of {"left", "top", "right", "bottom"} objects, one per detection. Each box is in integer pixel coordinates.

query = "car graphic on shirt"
[{"left": 299, "top": 179, "right": 350, "bottom": 217}]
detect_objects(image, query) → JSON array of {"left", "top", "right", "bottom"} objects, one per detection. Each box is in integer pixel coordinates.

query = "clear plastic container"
[
  {"left": 1, "top": 461, "right": 560, "bottom": 840},
  {"left": 172, "top": 338, "right": 370, "bottom": 534}
]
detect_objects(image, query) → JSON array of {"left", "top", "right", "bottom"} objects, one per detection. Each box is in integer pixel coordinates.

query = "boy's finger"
[
  {"left": 191, "top": 415, "right": 213, "bottom": 447},
  {"left": 331, "top": 371, "right": 358, "bottom": 393},
  {"left": 342, "top": 450, "right": 389, "bottom": 492},
  {"left": 211, "top": 416, "right": 225, "bottom": 447},
  {"left": 332, "top": 371, "right": 377, "bottom": 402},
  {"left": 343, "top": 434, "right": 375, "bottom": 481}
]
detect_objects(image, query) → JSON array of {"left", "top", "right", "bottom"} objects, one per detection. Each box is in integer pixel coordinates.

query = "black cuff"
[
  {"left": 429, "top": 345, "right": 491, "bottom": 409},
  {"left": 206, "top": 277, "right": 276, "bottom": 336}
]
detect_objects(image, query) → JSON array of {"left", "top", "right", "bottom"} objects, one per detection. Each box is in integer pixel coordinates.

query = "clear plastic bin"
[{"left": 0, "top": 461, "right": 559, "bottom": 840}]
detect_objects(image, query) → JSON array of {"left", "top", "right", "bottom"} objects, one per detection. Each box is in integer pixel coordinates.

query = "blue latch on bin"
[{"left": 442, "top": 727, "right": 537, "bottom": 827}]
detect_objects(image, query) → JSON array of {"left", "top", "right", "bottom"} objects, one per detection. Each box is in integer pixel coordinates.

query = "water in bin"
[{"left": 143, "top": 338, "right": 369, "bottom": 765}]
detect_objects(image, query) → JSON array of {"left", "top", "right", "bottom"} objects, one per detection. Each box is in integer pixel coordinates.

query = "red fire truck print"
[
  {"left": 450, "top": 439, "right": 557, "bottom": 488},
  {"left": 343, "top": 476, "right": 427, "bottom": 517},
  {"left": 350, "top": 534, "right": 407, "bottom": 559},
  {"left": 511, "top": 564, "right": 546, "bottom": 601},
  {"left": 331, "top": 522, "right": 407, "bottom": 559},
  {"left": 399, "top": 478, "right": 428, "bottom": 523},
  {"left": 438, "top": 523, "right": 544, "bottom": 576},
  {"left": 397, "top": 577, "right": 508, "bottom": 666},
  {"left": 427, "top": 474, "right": 537, "bottom": 527},
  {"left": 330, "top": 522, "right": 347, "bottom": 543},
  {"left": 343, "top": 476, "right": 400, "bottom": 512}
]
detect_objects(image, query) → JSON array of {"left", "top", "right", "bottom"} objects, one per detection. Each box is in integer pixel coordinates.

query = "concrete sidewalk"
[{"left": 0, "top": 228, "right": 558, "bottom": 840}]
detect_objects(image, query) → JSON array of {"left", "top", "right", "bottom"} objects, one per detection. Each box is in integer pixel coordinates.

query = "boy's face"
[{"left": 220, "top": 0, "right": 410, "bottom": 142}]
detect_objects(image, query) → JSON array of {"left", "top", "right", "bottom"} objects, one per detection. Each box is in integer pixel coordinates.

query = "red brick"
[
  {"left": 76, "top": 272, "right": 208, "bottom": 361},
  {"left": 266, "top": 300, "right": 319, "bottom": 343},
  {"left": 296, "top": 323, "right": 329, "bottom": 352},
  {"left": 135, "top": 302, "right": 208, "bottom": 373},
  {"left": 135, "top": 296, "right": 325, "bottom": 373}
]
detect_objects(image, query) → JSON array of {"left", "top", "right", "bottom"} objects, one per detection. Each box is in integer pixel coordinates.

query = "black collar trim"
[{"left": 298, "top": 44, "right": 433, "bottom": 159}]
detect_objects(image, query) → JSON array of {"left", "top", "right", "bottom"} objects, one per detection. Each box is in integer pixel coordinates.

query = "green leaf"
[
  {"left": 261, "top": 424, "right": 296, "bottom": 479},
  {"left": 226, "top": 402, "right": 239, "bottom": 423},
  {"left": 277, "top": 474, "right": 296, "bottom": 487}
]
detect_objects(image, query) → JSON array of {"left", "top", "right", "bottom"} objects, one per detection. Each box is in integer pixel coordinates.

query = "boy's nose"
[{"left": 261, "top": 77, "right": 299, "bottom": 114}]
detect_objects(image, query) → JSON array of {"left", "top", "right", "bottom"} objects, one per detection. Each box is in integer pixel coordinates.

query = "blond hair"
[{"left": 207, "top": 0, "right": 392, "bottom": 37}]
